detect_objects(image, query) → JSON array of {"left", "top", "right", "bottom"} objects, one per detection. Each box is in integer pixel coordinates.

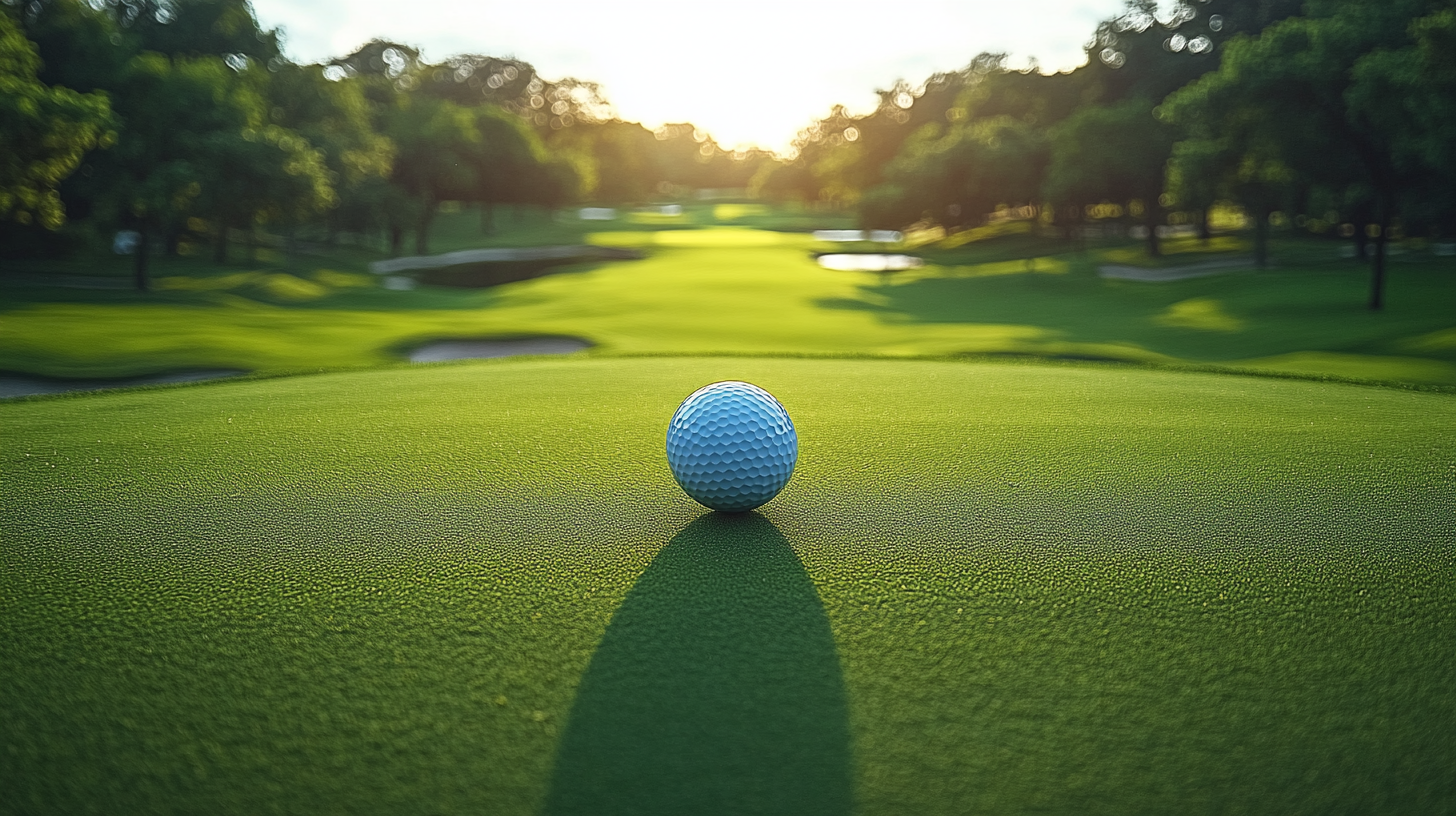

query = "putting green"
[{"left": 3, "top": 357, "right": 1453, "bottom": 815}]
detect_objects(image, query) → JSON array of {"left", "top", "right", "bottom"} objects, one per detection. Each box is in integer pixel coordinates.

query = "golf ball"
[{"left": 666, "top": 381, "right": 798, "bottom": 512}]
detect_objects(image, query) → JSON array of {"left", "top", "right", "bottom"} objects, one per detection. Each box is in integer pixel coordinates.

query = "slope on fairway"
[{"left": 2, "top": 358, "right": 1453, "bottom": 815}]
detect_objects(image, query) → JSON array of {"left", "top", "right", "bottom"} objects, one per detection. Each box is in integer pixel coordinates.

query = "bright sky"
[{"left": 250, "top": 0, "right": 1129, "bottom": 154}]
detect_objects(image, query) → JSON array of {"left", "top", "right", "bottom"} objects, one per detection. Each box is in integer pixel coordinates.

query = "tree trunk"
[
  {"left": 1058, "top": 204, "right": 1074, "bottom": 243},
  {"left": 133, "top": 226, "right": 150, "bottom": 291},
  {"left": 1352, "top": 201, "right": 1372, "bottom": 260},
  {"left": 480, "top": 202, "right": 495, "bottom": 235},
  {"left": 1144, "top": 197, "right": 1160, "bottom": 258},
  {"left": 1368, "top": 204, "right": 1391, "bottom": 311},
  {"left": 1198, "top": 208, "right": 1211, "bottom": 243},
  {"left": 1254, "top": 208, "right": 1270, "bottom": 269},
  {"left": 389, "top": 224, "right": 403, "bottom": 257},
  {"left": 214, "top": 217, "right": 228, "bottom": 263},
  {"left": 416, "top": 199, "right": 435, "bottom": 256}
]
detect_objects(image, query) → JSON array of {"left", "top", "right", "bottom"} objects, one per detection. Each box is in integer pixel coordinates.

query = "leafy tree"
[
  {"left": 862, "top": 116, "right": 1047, "bottom": 231},
  {"left": 265, "top": 63, "right": 394, "bottom": 242},
  {"left": 1045, "top": 98, "right": 1173, "bottom": 255},
  {"left": 80, "top": 52, "right": 222, "bottom": 287},
  {"left": 467, "top": 104, "right": 548, "bottom": 232},
  {"left": 0, "top": 9, "right": 113, "bottom": 231},
  {"left": 125, "top": 0, "right": 282, "bottom": 63},
  {"left": 87, "top": 53, "right": 330, "bottom": 284},
  {"left": 421, "top": 53, "right": 538, "bottom": 112},
  {"left": 1164, "top": 0, "right": 1442, "bottom": 309},
  {"left": 380, "top": 94, "right": 478, "bottom": 254},
  {"left": 14, "top": 0, "right": 132, "bottom": 92},
  {"left": 187, "top": 63, "right": 334, "bottom": 262},
  {"left": 548, "top": 121, "right": 657, "bottom": 204},
  {"left": 1162, "top": 105, "right": 1298, "bottom": 267},
  {"left": 1164, "top": 138, "right": 1225, "bottom": 242},
  {"left": 1346, "top": 6, "right": 1456, "bottom": 236},
  {"left": 195, "top": 121, "right": 334, "bottom": 263}
]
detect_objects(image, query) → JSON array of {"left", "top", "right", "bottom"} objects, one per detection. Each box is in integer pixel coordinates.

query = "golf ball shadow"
[
  {"left": 542, "top": 513, "right": 852, "bottom": 816},
  {"left": 666, "top": 381, "right": 798, "bottom": 513}
]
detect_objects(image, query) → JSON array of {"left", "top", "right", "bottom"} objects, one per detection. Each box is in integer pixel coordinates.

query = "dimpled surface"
[{"left": 666, "top": 380, "right": 798, "bottom": 512}]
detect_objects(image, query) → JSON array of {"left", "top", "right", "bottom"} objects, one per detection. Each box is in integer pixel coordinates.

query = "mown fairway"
[
  {"left": 4, "top": 209, "right": 1456, "bottom": 385},
  {"left": 3, "top": 357, "right": 1453, "bottom": 815}
]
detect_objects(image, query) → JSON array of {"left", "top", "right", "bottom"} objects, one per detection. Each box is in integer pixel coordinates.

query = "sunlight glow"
[{"left": 250, "top": 0, "right": 1127, "bottom": 153}]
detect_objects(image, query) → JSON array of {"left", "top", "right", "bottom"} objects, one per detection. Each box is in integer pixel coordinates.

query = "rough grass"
[{"left": 3, "top": 356, "right": 1453, "bottom": 815}]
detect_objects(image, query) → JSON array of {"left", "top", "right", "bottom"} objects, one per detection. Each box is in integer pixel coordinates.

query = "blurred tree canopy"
[
  {"left": 0, "top": 9, "right": 112, "bottom": 230},
  {"left": 1164, "top": 0, "right": 1454, "bottom": 307},
  {"left": 5, "top": 0, "right": 1455, "bottom": 310},
  {"left": 775, "top": 0, "right": 1449, "bottom": 309},
  {"left": 1, "top": 0, "right": 772, "bottom": 281}
]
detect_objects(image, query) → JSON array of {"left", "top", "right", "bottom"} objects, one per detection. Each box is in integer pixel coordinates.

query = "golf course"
[
  {"left": 5, "top": 205, "right": 1456, "bottom": 385},
  {"left": 3, "top": 203, "right": 1455, "bottom": 814}
]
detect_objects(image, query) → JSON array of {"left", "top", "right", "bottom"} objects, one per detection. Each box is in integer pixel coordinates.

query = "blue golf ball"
[{"left": 666, "top": 381, "right": 798, "bottom": 512}]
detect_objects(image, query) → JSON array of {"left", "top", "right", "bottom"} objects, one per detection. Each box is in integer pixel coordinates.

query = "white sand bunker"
[{"left": 408, "top": 337, "right": 592, "bottom": 363}]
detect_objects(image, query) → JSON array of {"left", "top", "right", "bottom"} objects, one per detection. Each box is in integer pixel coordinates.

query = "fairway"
[
  {"left": 6, "top": 218, "right": 1456, "bottom": 386},
  {"left": 3, "top": 357, "right": 1453, "bottom": 815}
]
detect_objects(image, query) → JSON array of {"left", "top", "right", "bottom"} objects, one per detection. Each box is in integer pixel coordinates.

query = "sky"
[{"left": 250, "top": 0, "right": 1132, "bottom": 154}]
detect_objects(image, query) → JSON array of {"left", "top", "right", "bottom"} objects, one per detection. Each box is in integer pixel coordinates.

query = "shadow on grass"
[
  {"left": 815, "top": 258, "right": 1456, "bottom": 363},
  {"left": 542, "top": 512, "right": 852, "bottom": 816}
]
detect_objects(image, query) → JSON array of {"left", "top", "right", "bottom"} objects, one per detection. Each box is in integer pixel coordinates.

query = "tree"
[
  {"left": 861, "top": 116, "right": 1047, "bottom": 231},
  {"left": 82, "top": 52, "right": 221, "bottom": 288},
  {"left": 0, "top": 9, "right": 113, "bottom": 231},
  {"left": 381, "top": 94, "right": 478, "bottom": 254},
  {"left": 1045, "top": 98, "right": 1173, "bottom": 256},
  {"left": 548, "top": 121, "right": 657, "bottom": 204},
  {"left": 1346, "top": 6, "right": 1456, "bottom": 237},
  {"left": 15, "top": 0, "right": 132, "bottom": 92},
  {"left": 266, "top": 63, "right": 394, "bottom": 243},
  {"left": 467, "top": 105, "right": 548, "bottom": 232},
  {"left": 1162, "top": 113, "right": 1298, "bottom": 266},
  {"left": 124, "top": 0, "right": 283, "bottom": 63},
  {"left": 1164, "top": 0, "right": 1442, "bottom": 309},
  {"left": 195, "top": 122, "right": 334, "bottom": 263},
  {"left": 87, "top": 53, "right": 331, "bottom": 286}
]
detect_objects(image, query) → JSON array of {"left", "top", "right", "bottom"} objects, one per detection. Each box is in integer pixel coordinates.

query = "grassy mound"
[{"left": 3, "top": 357, "right": 1452, "bottom": 814}]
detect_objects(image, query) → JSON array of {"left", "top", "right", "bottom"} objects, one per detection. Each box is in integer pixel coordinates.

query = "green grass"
[
  {"left": 2, "top": 356, "right": 1454, "bottom": 815},
  {"left": 4, "top": 207, "right": 1455, "bottom": 385}
]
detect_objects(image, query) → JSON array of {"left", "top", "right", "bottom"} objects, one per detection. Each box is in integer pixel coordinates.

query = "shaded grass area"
[
  {"left": 2, "top": 357, "right": 1454, "bottom": 815},
  {"left": 837, "top": 255, "right": 1456, "bottom": 368},
  {"left": 3, "top": 211, "right": 1456, "bottom": 385},
  {"left": 544, "top": 513, "right": 851, "bottom": 816}
]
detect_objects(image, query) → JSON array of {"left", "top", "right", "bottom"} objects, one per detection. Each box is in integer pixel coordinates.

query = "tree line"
[
  {"left": 753, "top": 0, "right": 1456, "bottom": 310},
  {"left": 0, "top": 0, "right": 775, "bottom": 287},
  {"left": 6, "top": 0, "right": 1456, "bottom": 309}
]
